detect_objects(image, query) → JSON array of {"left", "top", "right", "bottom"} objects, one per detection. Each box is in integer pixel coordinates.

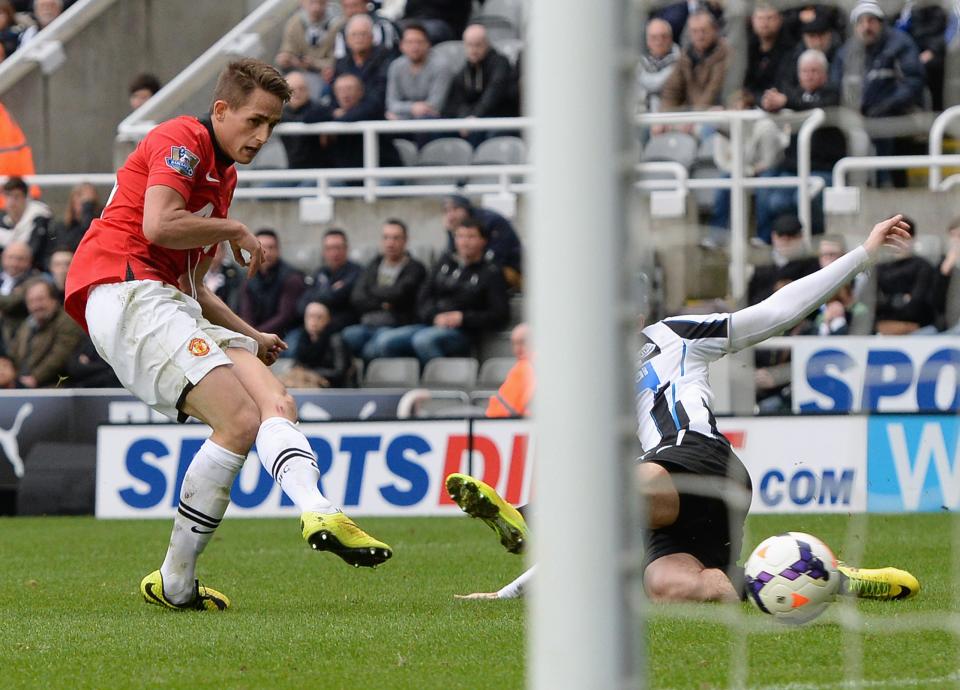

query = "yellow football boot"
[
  {"left": 445, "top": 473, "right": 528, "bottom": 554},
  {"left": 838, "top": 564, "right": 920, "bottom": 600},
  {"left": 301, "top": 511, "right": 392, "bottom": 568},
  {"left": 140, "top": 570, "right": 230, "bottom": 611}
]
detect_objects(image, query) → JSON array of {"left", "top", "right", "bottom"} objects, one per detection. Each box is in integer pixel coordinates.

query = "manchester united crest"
[{"left": 188, "top": 338, "right": 210, "bottom": 356}]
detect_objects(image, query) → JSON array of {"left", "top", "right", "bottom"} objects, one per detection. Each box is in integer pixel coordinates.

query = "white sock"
[
  {"left": 256, "top": 416, "right": 336, "bottom": 514},
  {"left": 497, "top": 566, "right": 536, "bottom": 599},
  {"left": 160, "top": 439, "right": 245, "bottom": 604}
]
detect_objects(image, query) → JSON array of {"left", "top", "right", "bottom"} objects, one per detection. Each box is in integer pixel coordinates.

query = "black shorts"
[{"left": 640, "top": 431, "right": 752, "bottom": 573}]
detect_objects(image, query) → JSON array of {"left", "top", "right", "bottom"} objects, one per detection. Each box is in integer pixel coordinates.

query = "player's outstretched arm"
[
  {"left": 143, "top": 185, "right": 264, "bottom": 277},
  {"left": 728, "top": 215, "right": 912, "bottom": 352}
]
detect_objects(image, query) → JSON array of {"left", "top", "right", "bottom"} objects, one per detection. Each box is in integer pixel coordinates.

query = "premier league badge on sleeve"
[{"left": 165, "top": 145, "right": 201, "bottom": 177}]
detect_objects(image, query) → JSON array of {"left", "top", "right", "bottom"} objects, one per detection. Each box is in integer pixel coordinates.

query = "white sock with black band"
[
  {"left": 256, "top": 416, "right": 336, "bottom": 514},
  {"left": 159, "top": 439, "right": 245, "bottom": 604}
]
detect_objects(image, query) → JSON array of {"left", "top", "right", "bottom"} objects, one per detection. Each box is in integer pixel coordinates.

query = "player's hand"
[
  {"left": 453, "top": 592, "right": 499, "bottom": 600},
  {"left": 231, "top": 229, "right": 264, "bottom": 278},
  {"left": 256, "top": 332, "right": 287, "bottom": 366},
  {"left": 863, "top": 214, "right": 912, "bottom": 259}
]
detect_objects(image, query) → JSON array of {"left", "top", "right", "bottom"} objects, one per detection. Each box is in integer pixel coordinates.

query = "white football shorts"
[{"left": 86, "top": 280, "right": 257, "bottom": 422}]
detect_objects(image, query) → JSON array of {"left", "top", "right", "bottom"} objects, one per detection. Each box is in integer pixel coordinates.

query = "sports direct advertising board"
[
  {"left": 96, "top": 415, "right": 960, "bottom": 517},
  {"left": 96, "top": 420, "right": 533, "bottom": 518}
]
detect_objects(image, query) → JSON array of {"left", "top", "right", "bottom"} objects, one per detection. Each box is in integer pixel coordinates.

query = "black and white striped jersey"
[{"left": 635, "top": 313, "right": 732, "bottom": 451}]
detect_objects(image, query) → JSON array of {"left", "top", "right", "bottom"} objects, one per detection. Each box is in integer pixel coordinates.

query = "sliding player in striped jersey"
[{"left": 450, "top": 214, "right": 919, "bottom": 602}]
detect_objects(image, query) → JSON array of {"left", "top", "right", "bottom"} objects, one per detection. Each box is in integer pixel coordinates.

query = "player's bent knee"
[
  {"left": 644, "top": 569, "right": 702, "bottom": 602},
  {"left": 222, "top": 402, "right": 261, "bottom": 449}
]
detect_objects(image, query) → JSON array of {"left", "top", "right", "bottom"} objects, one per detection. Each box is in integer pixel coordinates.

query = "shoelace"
[{"left": 848, "top": 573, "right": 892, "bottom": 598}]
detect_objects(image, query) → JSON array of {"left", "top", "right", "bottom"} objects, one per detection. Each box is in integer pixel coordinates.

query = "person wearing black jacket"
[
  {"left": 402, "top": 0, "right": 472, "bottom": 44},
  {"left": 377, "top": 217, "right": 509, "bottom": 365},
  {"left": 743, "top": 3, "right": 797, "bottom": 104},
  {"left": 443, "top": 24, "right": 519, "bottom": 127},
  {"left": 874, "top": 218, "right": 940, "bottom": 334},
  {"left": 332, "top": 15, "right": 395, "bottom": 120},
  {"left": 238, "top": 229, "right": 306, "bottom": 339},
  {"left": 341, "top": 219, "right": 426, "bottom": 360},
  {"left": 443, "top": 194, "right": 523, "bottom": 289},
  {"left": 280, "top": 302, "right": 352, "bottom": 388},
  {"left": 298, "top": 228, "right": 364, "bottom": 332},
  {"left": 279, "top": 70, "right": 333, "bottom": 170}
]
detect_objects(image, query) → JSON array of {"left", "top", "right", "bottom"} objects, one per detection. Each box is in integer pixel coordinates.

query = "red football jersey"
[{"left": 65, "top": 116, "right": 238, "bottom": 331}]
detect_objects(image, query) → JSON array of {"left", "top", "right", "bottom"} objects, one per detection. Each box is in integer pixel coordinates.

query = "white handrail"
[
  {"left": 927, "top": 105, "right": 960, "bottom": 189},
  {"left": 796, "top": 108, "right": 825, "bottom": 243},
  {"left": 0, "top": 0, "right": 116, "bottom": 93},
  {"left": 832, "top": 154, "right": 960, "bottom": 188}
]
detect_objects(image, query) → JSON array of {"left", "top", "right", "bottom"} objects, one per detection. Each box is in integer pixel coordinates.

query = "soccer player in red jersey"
[{"left": 65, "top": 59, "right": 391, "bottom": 611}]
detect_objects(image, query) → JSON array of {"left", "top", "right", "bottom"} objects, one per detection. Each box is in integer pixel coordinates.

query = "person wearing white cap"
[{"left": 833, "top": 0, "right": 925, "bottom": 185}]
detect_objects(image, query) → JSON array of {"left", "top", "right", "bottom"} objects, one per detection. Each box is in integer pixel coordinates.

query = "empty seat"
[
  {"left": 478, "top": 330, "right": 513, "bottom": 359},
  {"left": 641, "top": 132, "right": 699, "bottom": 170},
  {"left": 417, "top": 137, "right": 475, "bottom": 184},
  {"left": 473, "top": 136, "right": 526, "bottom": 165},
  {"left": 477, "top": 356, "right": 515, "bottom": 389},
  {"left": 417, "top": 395, "right": 484, "bottom": 418},
  {"left": 490, "top": 36, "right": 523, "bottom": 66},
  {"left": 393, "top": 137, "right": 418, "bottom": 167},
  {"left": 421, "top": 357, "right": 479, "bottom": 389},
  {"left": 469, "top": 390, "right": 497, "bottom": 408},
  {"left": 471, "top": 0, "right": 525, "bottom": 39},
  {"left": 363, "top": 357, "right": 420, "bottom": 388}
]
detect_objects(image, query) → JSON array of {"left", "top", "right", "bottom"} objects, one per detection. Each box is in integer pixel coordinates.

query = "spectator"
[
  {"left": 64, "top": 335, "right": 120, "bottom": 387},
  {"left": 326, "top": 73, "right": 401, "bottom": 169},
  {"left": 874, "top": 217, "right": 939, "bottom": 334},
  {"left": 783, "top": 10, "right": 841, "bottom": 87},
  {"left": 0, "top": 1, "right": 27, "bottom": 59},
  {"left": 636, "top": 18, "right": 681, "bottom": 114},
  {"left": 385, "top": 22, "right": 452, "bottom": 123},
  {"left": 650, "top": 0, "right": 724, "bottom": 47},
  {"left": 443, "top": 23, "right": 520, "bottom": 138},
  {"left": 279, "top": 70, "right": 332, "bottom": 170},
  {"left": 18, "top": 0, "right": 60, "bottom": 47},
  {"left": 486, "top": 322, "right": 534, "bottom": 418},
  {"left": 341, "top": 219, "right": 427, "bottom": 360},
  {"left": 895, "top": 1, "right": 948, "bottom": 110},
  {"left": 753, "top": 275, "right": 814, "bottom": 413},
  {"left": 0, "top": 176, "right": 51, "bottom": 258},
  {"left": 279, "top": 302, "right": 352, "bottom": 388},
  {"left": 747, "top": 214, "right": 819, "bottom": 305},
  {"left": 658, "top": 10, "right": 730, "bottom": 119},
  {"left": 443, "top": 194, "right": 522, "bottom": 289},
  {"left": 47, "top": 246, "right": 71, "bottom": 298},
  {"left": 48, "top": 181, "right": 100, "bottom": 258},
  {"left": 333, "top": 14, "right": 395, "bottom": 120},
  {"left": 331, "top": 0, "right": 400, "bottom": 60},
  {"left": 757, "top": 49, "right": 846, "bottom": 239},
  {"left": 708, "top": 89, "right": 786, "bottom": 241},
  {"left": 202, "top": 242, "right": 244, "bottom": 313},
  {"left": 0, "top": 241, "right": 36, "bottom": 345},
  {"left": 0, "top": 355, "right": 18, "bottom": 388},
  {"left": 275, "top": 0, "right": 339, "bottom": 79},
  {"left": 128, "top": 73, "right": 161, "bottom": 111},
  {"left": 834, "top": 0, "right": 924, "bottom": 186},
  {"left": 299, "top": 228, "right": 363, "bottom": 333},
  {"left": 402, "top": 0, "right": 472, "bottom": 44},
  {"left": 238, "top": 229, "right": 305, "bottom": 338},
  {"left": 378, "top": 217, "right": 509, "bottom": 365},
  {"left": 8, "top": 277, "right": 83, "bottom": 388},
  {"left": 744, "top": 3, "right": 795, "bottom": 104},
  {"left": 812, "top": 235, "right": 870, "bottom": 335}
]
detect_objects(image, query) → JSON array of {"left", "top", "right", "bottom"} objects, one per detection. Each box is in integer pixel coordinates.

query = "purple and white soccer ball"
[{"left": 744, "top": 532, "right": 840, "bottom": 625}]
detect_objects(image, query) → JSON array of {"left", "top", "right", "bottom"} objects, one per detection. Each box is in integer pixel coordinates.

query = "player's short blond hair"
[{"left": 211, "top": 58, "right": 291, "bottom": 111}]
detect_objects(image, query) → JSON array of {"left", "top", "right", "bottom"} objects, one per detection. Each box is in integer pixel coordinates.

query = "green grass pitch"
[{"left": 0, "top": 513, "right": 955, "bottom": 689}]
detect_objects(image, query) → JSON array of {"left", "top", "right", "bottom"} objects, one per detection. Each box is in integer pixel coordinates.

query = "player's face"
[
  {"left": 214, "top": 88, "right": 283, "bottom": 165},
  {"left": 381, "top": 224, "right": 406, "bottom": 261},
  {"left": 454, "top": 226, "right": 486, "bottom": 263}
]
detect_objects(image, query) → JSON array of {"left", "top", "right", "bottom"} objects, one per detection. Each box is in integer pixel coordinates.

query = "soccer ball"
[{"left": 744, "top": 532, "right": 839, "bottom": 625}]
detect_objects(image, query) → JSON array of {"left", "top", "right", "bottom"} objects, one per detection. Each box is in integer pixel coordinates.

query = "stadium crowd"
[{"left": 5, "top": 0, "right": 960, "bottom": 403}]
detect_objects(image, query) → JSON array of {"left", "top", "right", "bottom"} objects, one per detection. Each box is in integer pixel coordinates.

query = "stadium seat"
[
  {"left": 431, "top": 40, "right": 466, "bottom": 73},
  {"left": 240, "top": 137, "right": 288, "bottom": 170},
  {"left": 691, "top": 164, "right": 721, "bottom": 215},
  {"left": 417, "top": 137, "right": 474, "bottom": 184},
  {"left": 478, "top": 330, "right": 514, "bottom": 359},
  {"left": 469, "top": 389, "right": 496, "bottom": 408},
  {"left": 393, "top": 137, "right": 418, "bottom": 167},
  {"left": 270, "top": 358, "right": 295, "bottom": 378},
  {"left": 473, "top": 136, "right": 526, "bottom": 165},
  {"left": 363, "top": 357, "right": 420, "bottom": 388},
  {"left": 416, "top": 394, "right": 485, "bottom": 418},
  {"left": 477, "top": 356, "right": 515, "bottom": 389},
  {"left": 471, "top": 0, "right": 525, "bottom": 40},
  {"left": 490, "top": 36, "right": 523, "bottom": 66},
  {"left": 421, "top": 357, "right": 479, "bottom": 389},
  {"left": 642, "top": 132, "right": 698, "bottom": 170}
]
